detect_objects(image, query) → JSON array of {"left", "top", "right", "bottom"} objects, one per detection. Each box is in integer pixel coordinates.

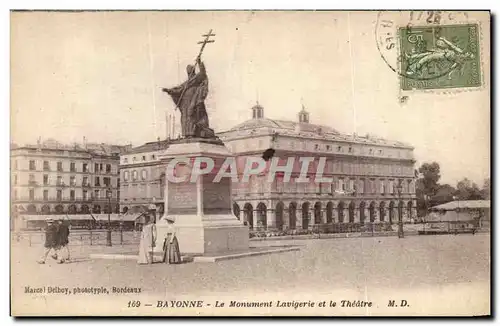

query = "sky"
[{"left": 10, "top": 11, "right": 490, "bottom": 185}]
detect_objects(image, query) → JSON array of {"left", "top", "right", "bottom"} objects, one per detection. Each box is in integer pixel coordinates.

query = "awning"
[
  {"left": 21, "top": 214, "right": 94, "bottom": 221},
  {"left": 430, "top": 200, "right": 490, "bottom": 211},
  {"left": 91, "top": 213, "right": 143, "bottom": 222}
]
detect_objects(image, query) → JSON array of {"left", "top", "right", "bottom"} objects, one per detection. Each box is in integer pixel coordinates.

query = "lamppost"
[
  {"left": 106, "top": 188, "right": 112, "bottom": 247},
  {"left": 453, "top": 195, "right": 460, "bottom": 231},
  {"left": 395, "top": 180, "right": 404, "bottom": 238}
]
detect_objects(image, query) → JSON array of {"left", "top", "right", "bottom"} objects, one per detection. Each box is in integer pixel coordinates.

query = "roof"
[
  {"left": 430, "top": 200, "right": 490, "bottom": 211},
  {"left": 124, "top": 139, "right": 170, "bottom": 155},
  {"left": 12, "top": 139, "right": 130, "bottom": 157},
  {"left": 219, "top": 117, "right": 412, "bottom": 148},
  {"left": 227, "top": 118, "right": 340, "bottom": 135},
  {"left": 22, "top": 214, "right": 142, "bottom": 222}
]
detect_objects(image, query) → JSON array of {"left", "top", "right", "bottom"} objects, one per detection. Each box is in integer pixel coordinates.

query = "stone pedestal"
[{"left": 157, "top": 139, "right": 249, "bottom": 255}]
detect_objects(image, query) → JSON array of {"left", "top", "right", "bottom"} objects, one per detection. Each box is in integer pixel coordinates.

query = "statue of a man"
[{"left": 162, "top": 57, "right": 215, "bottom": 139}]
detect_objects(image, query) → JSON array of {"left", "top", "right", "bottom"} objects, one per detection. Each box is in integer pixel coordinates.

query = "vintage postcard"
[{"left": 10, "top": 10, "right": 491, "bottom": 316}]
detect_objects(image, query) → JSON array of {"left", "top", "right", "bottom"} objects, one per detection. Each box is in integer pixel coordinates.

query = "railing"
[
  {"left": 11, "top": 229, "right": 141, "bottom": 247},
  {"left": 13, "top": 197, "right": 119, "bottom": 202}
]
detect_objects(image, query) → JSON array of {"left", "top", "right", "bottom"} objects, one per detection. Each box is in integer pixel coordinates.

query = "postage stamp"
[{"left": 399, "top": 24, "right": 481, "bottom": 90}]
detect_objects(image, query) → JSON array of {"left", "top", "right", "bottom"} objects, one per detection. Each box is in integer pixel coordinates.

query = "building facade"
[
  {"left": 11, "top": 139, "right": 129, "bottom": 219},
  {"left": 119, "top": 139, "right": 169, "bottom": 215},
  {"left": 217, "top": 104, "right": 418, "bottom": 231}
]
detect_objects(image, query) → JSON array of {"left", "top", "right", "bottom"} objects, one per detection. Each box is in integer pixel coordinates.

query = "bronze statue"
[{"left": 162, "top": 30, "right": 216, "bottom": 140}]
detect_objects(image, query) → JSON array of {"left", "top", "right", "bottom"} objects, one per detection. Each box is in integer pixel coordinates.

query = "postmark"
[{"left": 375, "top": 11, "right": 484, "bottom": 92}]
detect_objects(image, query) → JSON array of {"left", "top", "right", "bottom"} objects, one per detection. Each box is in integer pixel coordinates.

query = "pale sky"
[{"left": 10, "top": 11, "right": 490, "bottom": 185}]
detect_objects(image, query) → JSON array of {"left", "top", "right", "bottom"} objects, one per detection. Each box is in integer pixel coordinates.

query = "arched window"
[
  {"left": 141, "top": 169, "right": 147, "bottom": 180},
  {"left": 124, "top": 171, "right": 129, "bottom": 181},
  {"left": 132, "top": 170, "right": 138, "bottom": 180}
]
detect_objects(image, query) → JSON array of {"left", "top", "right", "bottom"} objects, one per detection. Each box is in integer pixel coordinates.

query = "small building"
[{"left": 428, "top": 200, "right": 491, "bottom": 229}]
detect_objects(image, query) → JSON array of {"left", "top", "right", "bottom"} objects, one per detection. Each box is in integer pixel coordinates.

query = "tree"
[
  {"left": 455, "top": 178, "right": 482, "bottom": 200},
  {"left": 418, "top": 162, "right": 441, "bottom": 197},
  {"left": 481, "top": 178, "right": 490, "bottom": 199},
  {"left": 416, "top": 162, "right": 441, "bottom": 217},
  {"left": 433, "top": 184, "right": 456, "bottom": 205}
]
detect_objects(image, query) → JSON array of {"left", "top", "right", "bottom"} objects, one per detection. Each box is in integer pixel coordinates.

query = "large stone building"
[
  {"left": 11, "top": 139, "right": 129, "bottom": 219},
  {"left": 217, "top": 104, "right": 417, "bottom": 231},
  {"left": 119, "top": 139, "right": 169, "bottom": 215}
]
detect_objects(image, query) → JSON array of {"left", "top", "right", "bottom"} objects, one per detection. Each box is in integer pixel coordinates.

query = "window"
[
  {"left": 338, "top": 179, "right": 344, "bottom": 191},
  {"left": 14, "top": 160, "right": 18, "bottom": 170},
  {"left": 56, "top": 190, "right": 62, "bottom": 201},
  {"left": 141, "top": 170, "right": 147, "bottom": 180},
  {"left": 83, "top": 163, "right": 88, "bottom": 173},
  {"left": 389, "top": 180, "right": 394, "bottom": 194},
  {"left": 94, "top": 190, "right": 100, "bottom": 199},
  {"left": 142, "top": 155, "right": 146, "bottom": 161},
  {"left": 29, "top": 174, "right": 36, "bottom": 185},
  {"left": 29, "top": 160, "right": 36, "bottom": 171},
  {"left": 70, "top": 176, "right": 76, "bottom": 186},
  {"left": 369, "top": 149, "right": 373, "bottom": 155},
  {"left": 133, "top": 157, "right": 137, "bottom": 162},
  {"left": 349, "top": 179, "right": 355, "bottom": 192},
  {"left": 43, "top": 174, "right": 49, "bottom": 185},
  {"left": 94, "top": 163, "right": 99, "bottom": 173},
  {"left": 359, "top": 179, "right": 365, "bottom": 194},
  {"left": 29, "top": 189, "right": 35, "bottom": 200},
  {"left": 337, "top": 146, "right": 342, "bottom": 152},
  {"left": 132, "top": 170, "right": 138, "bottom": 180},
  {"left": 70, "top": 162, "right": 76, "bottom": 172},
  {"left": 314, "top": 144, "right": 319, "bottom": 150},
  {"left": 379, "top": 149, "right": 383, "bottom": 155},
  {"left": 151, "top": 154, "right": 156, "bottom": 160},
  {"left": 106, "top": 189, "right": 112, "bottom": 198},
  {"left": 13, "top": 174, "right": 17, "bottom": 185},
  {"left": 43, "top": 190, "right": 48, "bottom": 200},
  {"left": 348, "top": 147, "right": 353, "bottom": 153},
  {"left": 43, "top": 161, "right": 50, "bottom": 171},
  {"left": 100, "top": 163, "right": 103, "bottom": 171},
  {"left": 380, "top": 180, "right": 385, "bottom": 194},
  {"left": 123, "top": 158, "right": 128, "bottom": 164},
  {"left": 82, "top": 176, "right": 89, "bottom": 186},
  {"left": 95, "top": 177, "right": 100, "bottom": 187},
  {"left": 124, "top": 171, "right": 129, "bottom": 181},
  {"left": 57, "top": 176, "right": 63, "bottom": 186},
  {"left": 57, "top": 162, "right": 63, "bottom": 172},
  {"left": 103, "top": 177, "right": 110, "bottom": 187},
  {"left": 83, "top": 190, "right": 88, "bottom": 200},
  {"left": 106, "top": 164, "right": 111, "bottom": 173},
  {"left": 70, "top": 190, "right": 75, "bottom": 200}
]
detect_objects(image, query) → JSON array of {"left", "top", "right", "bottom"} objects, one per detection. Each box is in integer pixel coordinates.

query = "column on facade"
[
  {"left": 354, "top": 206, "right": 361, "bottom": 223},
  {"left": 283, "top": 206, "right": 290, "bottom": 230},
  {"left": 267, "top": 208, "right": 276, "bottom": 230}
]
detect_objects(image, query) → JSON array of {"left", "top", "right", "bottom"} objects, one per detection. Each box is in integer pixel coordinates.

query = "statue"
[{"left": 162, "top": 30, "right": 217, "bottom": 140}]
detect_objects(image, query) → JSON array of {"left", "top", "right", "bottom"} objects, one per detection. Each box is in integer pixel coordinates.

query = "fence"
[{"left": 11, "top": 230, "right": 141, "bottom": 247}]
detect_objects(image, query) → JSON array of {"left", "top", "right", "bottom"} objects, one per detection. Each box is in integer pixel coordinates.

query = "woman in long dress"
[
  {"left": 138, "top": 215, "right": 156, "bottom": 265},
  {"left": 162, "top": 217, "right": 181, "bottom": 264}
]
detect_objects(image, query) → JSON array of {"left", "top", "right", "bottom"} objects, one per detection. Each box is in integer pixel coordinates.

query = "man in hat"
[
  {"left": 56, "top": 219, "right": 70, "bottom": 263},
  {"left": 37, "top": 217, "right": 59, "bottom": 264}
]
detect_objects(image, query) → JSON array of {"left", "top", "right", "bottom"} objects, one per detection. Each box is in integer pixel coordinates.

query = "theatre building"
[{"left": 217, "top": 103, "right": 417, "bottom": 231}]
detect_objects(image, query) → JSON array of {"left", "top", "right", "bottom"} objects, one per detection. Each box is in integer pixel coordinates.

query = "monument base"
[
  {"left": 158, "top": 140, "right": 249, "bottom": 256},
  {"left": 156, "top": 216, "right": 249, "bottom": 255}
]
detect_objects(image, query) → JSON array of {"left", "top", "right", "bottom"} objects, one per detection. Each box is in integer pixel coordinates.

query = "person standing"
[
  {"left": 137, "top": 215, "right": 156, "bottom": 265},
  {"left": 162, "top": 216, "right": 181, "bottom": 264},
  {"left": 37, "top": 218, "right": 59, "bottom": 264},
  {"left": 57, "top": 219, "right": 70, "bottom": 263}
]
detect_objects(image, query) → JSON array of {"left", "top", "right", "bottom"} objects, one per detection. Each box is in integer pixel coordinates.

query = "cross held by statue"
[{"left": 196, "top": 29, "right": 215, "bottom": 61}]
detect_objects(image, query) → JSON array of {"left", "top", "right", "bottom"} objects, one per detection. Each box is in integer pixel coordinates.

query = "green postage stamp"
[{"left": 399, "top": 24, "right": 481, "bottom": 90}]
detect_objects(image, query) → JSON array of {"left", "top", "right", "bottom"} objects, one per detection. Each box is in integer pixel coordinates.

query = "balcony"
[
  {"left": 13, "top": 196, "right": 119, "bottom": 203},
  {"left": 28, "top": 181, "right": 39, "bottom": 187}
]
